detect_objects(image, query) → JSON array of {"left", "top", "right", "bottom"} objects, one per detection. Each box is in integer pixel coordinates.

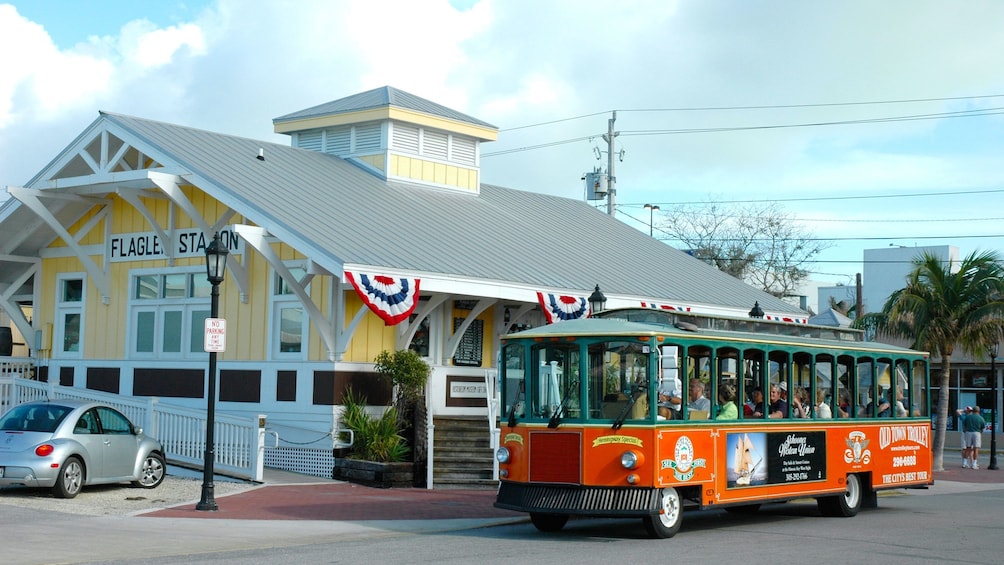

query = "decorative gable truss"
[{"left": 9, "top": 125, "right": 251, "bottom": 303}]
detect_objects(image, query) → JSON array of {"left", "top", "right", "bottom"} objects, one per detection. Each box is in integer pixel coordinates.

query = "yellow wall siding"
[
  {"left": 273, "top": 107, "right": 497, "bottom": 142},
  {"left": 342, "top": 292, "right": 396, "bottom": 363},
  {"left": 358, "top": 154, "right": 386, "bottom": 172},
  {"left": 389, "top": 154, "right": 478, "bottom": 192}
]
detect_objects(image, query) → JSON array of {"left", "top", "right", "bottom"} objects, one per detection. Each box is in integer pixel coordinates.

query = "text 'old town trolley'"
[{"left": 493, "top": 307, "right": 932, "bottom": 538}]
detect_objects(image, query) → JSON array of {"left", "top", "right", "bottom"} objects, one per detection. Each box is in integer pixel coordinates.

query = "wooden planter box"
[{"left": 332, "top": 458, "right": 414, "bottom": 489}]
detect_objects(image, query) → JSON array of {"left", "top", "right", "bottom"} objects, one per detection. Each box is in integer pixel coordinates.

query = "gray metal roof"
[
  {"left": 1, "top": 110, "right": 805, "bottom": 317},
  {"left": 808, "top": 308, "right": 854, "bottom": 328},
  {"left": 272, "top": 86, "right": 497, "bottom": 130}
]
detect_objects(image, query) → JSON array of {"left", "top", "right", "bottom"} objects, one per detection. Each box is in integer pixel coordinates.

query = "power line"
[
  {"left": 618, "top": 93, "right": 1004, "bottom": 114},
  {"left": 483, "top": 107, "right": 1004, "bottom": 157},
  {"left": 619, "top": 187, "right": 1004, "bottom": 207},
  {"left": 497, "top": 93, "right": 1004, "bottom": 132},
  {"left": 619, "top": 107, "right": 1004, "bottom": 137}
]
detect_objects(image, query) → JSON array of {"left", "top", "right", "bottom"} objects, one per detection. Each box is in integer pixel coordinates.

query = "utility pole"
[{"left": 602, "top": 111, "right": 618, "bottom": 217}]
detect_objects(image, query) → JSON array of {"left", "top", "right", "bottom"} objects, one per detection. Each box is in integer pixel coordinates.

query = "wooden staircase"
[{"left": 432, "top": 416, "right": 497, "bottom": 489}]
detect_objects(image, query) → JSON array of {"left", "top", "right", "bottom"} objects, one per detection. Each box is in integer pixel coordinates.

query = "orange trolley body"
[{"left": 494, "top": 310, "right": 933, "bottom": 538}]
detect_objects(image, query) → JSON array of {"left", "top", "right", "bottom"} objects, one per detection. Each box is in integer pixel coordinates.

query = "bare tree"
[{"left": 657, "top": 200, "right": 829, "bottom": 298}]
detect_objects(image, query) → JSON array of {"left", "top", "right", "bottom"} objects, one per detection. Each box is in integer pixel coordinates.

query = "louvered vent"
[
  {"left": 391, "top": 123, "right": 420, "bottom": 154},
  {"left": 424, "top": 130, "right": 449, "bottom": 160},
  {"left": 325, "top": 126, "right": 351, "bottom": 155},
  {"left": 355, "top": 123, "right": 382, "bottom": 152},
  {"left": 297, "top": 130, "right": 322, "bottom": 152},
  {"left": 452, "top": 136, "right": 476, "bottom": 165}
]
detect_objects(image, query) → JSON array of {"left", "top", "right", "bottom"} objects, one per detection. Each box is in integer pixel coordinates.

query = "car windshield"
[{"left": 0, "top": 403, "right": 75, "bottom": 433}]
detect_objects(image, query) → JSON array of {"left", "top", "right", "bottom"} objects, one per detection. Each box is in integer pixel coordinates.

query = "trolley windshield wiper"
[
  {"left": 612, "top": 383, "right": 647, "bottom": 430},
  {"left": 547, "top": 380, "right": 578, "bottom": 429},
  {"left": 507, "top": 380, "right": 525, "bottom": 428}
]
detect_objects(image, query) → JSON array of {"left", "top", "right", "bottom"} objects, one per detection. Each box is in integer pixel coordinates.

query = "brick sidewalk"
[{"left": 143, "top": 482, "right": 521, "bottom": 521}]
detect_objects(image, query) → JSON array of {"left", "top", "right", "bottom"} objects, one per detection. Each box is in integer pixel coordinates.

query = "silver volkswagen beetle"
[{"left": 0, "top": 399, "right": 166, "bottom": 498}]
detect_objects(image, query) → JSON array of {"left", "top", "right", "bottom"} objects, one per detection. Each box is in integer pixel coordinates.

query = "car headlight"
[{"left": 496, "top": 446, "right": 511, "bottom": 464}]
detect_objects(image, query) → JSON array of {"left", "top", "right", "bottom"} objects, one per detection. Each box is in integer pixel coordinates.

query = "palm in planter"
[
  {"left": 333, "top": 350, "right": 430, "bottom": 487},
  {"left": 339, "top": 389, "right": 409, "bottom": 462}
]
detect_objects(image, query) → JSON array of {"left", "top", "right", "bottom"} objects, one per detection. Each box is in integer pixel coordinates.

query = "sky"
[{"left": 2, "top": 0, "right": 1004, "bottom": 290}]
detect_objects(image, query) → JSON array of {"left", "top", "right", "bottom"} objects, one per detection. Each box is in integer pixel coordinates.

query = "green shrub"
[
  {"left": 339, "top": 389, "right": 409, "bottom": 463},
  {"left": 373, "top": 349, "right": 430, "bottom": 430}
]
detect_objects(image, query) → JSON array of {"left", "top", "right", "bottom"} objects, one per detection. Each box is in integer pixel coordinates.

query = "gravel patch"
[{"left": 0, "top": 474, "right": 258, "bottom": 517}]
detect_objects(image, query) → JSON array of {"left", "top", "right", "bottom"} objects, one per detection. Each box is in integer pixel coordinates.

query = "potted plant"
[
  {"left": 332, "top": 389, "right": 414, "bottom": 487},
  {"left": 332, "top": 349, "right": 430, "bottom": 487}
]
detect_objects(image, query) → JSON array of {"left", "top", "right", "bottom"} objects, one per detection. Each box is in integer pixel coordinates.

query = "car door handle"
[{"left": 104, "top": 440, "right": 112, "bottom": 446}]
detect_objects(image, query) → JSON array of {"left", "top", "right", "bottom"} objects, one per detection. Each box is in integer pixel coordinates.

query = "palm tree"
[{"left": 859, "top": 250, "right": 1004, "bottom": 471}]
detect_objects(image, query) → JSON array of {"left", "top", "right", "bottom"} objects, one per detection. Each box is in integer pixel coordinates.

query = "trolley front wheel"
[
  {"left": 643, "top": 487, "right": 682, "bottom": 539},
  {"left": 530, "top": 512, "right": 569, "bottom": 532}
]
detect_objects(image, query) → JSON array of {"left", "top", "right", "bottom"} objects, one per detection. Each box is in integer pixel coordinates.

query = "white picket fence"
[{"left": 0, "top": 373, "right": 266, "bottom": 482}]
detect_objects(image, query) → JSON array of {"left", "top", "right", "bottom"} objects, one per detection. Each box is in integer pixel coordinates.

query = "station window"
[
  {"left": 55, "top": 275, "right": 85, "bottom": 356},
  {"left": 129, "top": 271, "right": 210, "bottom": 359},
  {"left": 271, "top": 265, "right": 308, "bottom": 358}
]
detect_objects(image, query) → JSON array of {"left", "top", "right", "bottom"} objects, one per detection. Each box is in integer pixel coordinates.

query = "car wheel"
[
  {"left": 529, "top": 512, "right": 569, "bottom": 532},
  {"left": 643, "top": 487, "right": 682, "bottom": 539},
  {"left": 817, "top": 473, "right": 862, "bottom": 517},
  {"left": 53, "top": 456, "right": 84, "bottom": 499},
  {"left": 133, "top": 452, "right": 166, "bottom": 488}
]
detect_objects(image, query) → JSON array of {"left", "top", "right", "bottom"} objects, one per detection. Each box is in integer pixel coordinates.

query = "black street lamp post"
[
  {"left": 196, "top": 233, "right": 228, "bottom": 511},
  {"left": 991, "top": 342, "right": 999, "bottom": 471}
]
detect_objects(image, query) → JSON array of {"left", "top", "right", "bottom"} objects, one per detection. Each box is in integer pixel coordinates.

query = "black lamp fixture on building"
[
  {"left": 990, "top": 341, "right": 999, "bottom": 471},
  {"left": 196, "top": 233, "right": 229, "bottom": 511},
  {"left": 748, "top": 301, "right": 764, "bottom": 319},
  {"left": 588, "top": 284, "right": 607, "bottom": 315}
]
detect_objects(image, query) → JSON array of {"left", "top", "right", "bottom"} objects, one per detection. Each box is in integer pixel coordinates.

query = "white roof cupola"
[{"left": 273, "top": 86, "right": 498, "bottom": 194}]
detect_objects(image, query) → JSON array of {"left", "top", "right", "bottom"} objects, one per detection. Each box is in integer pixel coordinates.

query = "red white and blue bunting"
[
  {"left": 765, "top": 314, "right": 809, "bottom": 324},
  {"left": 345, "top": 271, "right": 421, "bottom": 326},
  {"left": 640, "top": 301, "right": 692, "bottom": 312},
  {"left": 537, "top": 291, "right": 590, "bottom": 324}
]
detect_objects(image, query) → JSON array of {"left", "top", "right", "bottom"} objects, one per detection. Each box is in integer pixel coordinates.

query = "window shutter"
[
  {"left": 354, "top": 123, "right": 382, "bottom": 152},
  {"left": 324, "top": 126, "right": 351, "bottom": 155},
  {"left": 452, "top": 136, "right": 476, "bottom": 165},
  {"left": 391, "top": 123, "right": 420, "bottom": 154},
  {"left": 297, "top": 130, "right": 322, "bottom": 152},
  {"left": 423, "top": 130, "right": 449, "bottom": 160}
]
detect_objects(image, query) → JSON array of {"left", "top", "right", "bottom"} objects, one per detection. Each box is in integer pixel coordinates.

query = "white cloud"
[{"left": 4, "top": 0, "right": 1004, "bottom": 278}]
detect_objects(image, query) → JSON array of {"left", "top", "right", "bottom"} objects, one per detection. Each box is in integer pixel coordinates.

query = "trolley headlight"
[
  {"left": 496, "top": 446, "right": 511, "bottom": 464},
  {"left": 621, "top": 450, "right": 642, "bottom": 470}
]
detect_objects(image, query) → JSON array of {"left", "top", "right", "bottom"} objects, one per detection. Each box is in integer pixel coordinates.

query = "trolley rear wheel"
[{"left": 818, "top": 473, "right": 863, "bottom": 517}]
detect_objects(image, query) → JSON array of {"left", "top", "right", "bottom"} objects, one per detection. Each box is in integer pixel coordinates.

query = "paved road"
[{"left": 2, "top": 453, "right": 1002, "bottom": 564}]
